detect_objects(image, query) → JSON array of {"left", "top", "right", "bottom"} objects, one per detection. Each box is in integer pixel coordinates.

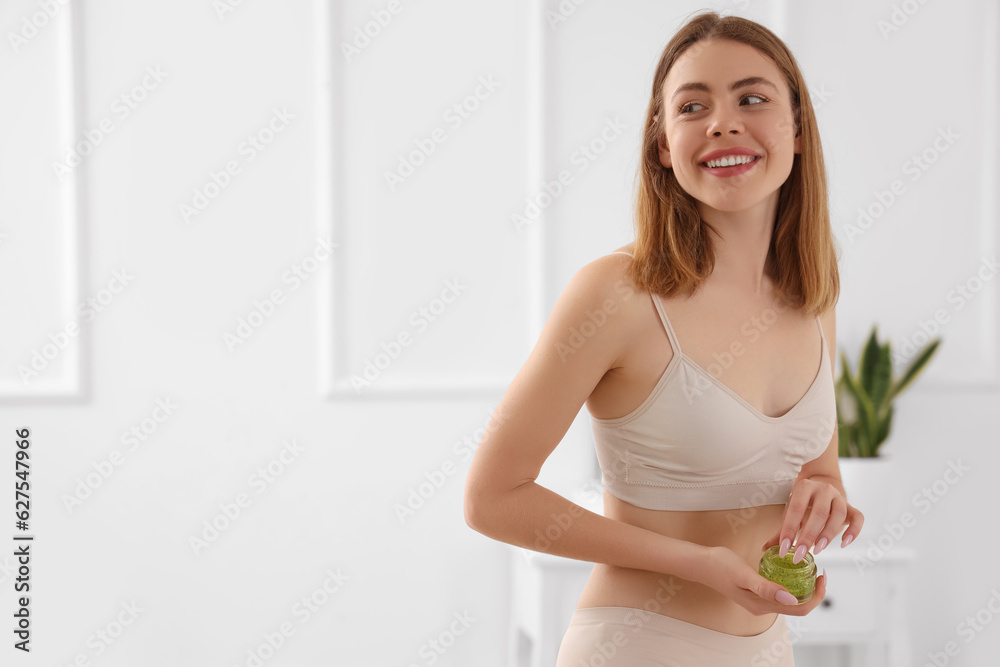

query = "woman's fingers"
[
  {"left": 745, "top": 569, "right": 798, "bottom": 607},
  {"left": 769, "top": 570, "right": 827, "bottom": 616},
  {"left": 796, "top": 493, "right": 846, "bottom": 558},
  {"left": 775, "top": 485, "right": 812, "bottom": 556},
  {"left": 743, "top": 570, "right": 828, "bottom": 616},
  {"left": 790, "top": 570, "right": 828, "bottom": 615},
  {"left": 839, "top": 503, "right": 865, "bottom": 548}
]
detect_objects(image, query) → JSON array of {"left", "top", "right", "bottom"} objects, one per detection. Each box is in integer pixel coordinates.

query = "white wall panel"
[
  {"left": 325, "top": 0, "right": 534, "bottom": 398},
  {"left": 0, "top": 0, "right": 83, "bottom": 398}
]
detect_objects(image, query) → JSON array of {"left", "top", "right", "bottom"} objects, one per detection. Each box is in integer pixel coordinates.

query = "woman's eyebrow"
[{"left": 670, "top": 76, "right": 779, "bottom": 100}]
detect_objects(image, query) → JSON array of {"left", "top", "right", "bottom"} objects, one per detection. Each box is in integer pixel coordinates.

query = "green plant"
[{"left": 836, "top": 324, "right": 941, "bottom": 457}]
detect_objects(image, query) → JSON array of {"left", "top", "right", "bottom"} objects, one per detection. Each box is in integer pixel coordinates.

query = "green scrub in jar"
[{"left": 758, "top": 544, "right": 817, "bottom": 603}]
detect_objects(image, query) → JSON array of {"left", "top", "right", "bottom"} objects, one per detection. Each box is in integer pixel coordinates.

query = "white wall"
[{"left": 0, "top": 0, "right": 996, "bottom": 665}]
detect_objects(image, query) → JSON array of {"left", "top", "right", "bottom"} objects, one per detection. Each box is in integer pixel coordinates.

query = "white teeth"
[{"left": 704, "top": 154, "right": 757, "bottom": 168}]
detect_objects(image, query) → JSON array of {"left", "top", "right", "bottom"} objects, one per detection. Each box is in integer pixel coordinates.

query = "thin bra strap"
[
  {"left": 650, "top": 293, "right": 683, "bottom": 356},
  {"left": 608, "top": 250, "right": 684, "bottom": 354},
  {"left": 814, "top": 316, "right": 826, "bottom": 343}
]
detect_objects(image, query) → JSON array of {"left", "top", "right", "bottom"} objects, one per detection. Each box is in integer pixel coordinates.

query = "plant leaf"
[
  {"left": 839, "top": 422, "right": 858, "bottom": 457},
  {"left": 869, "top": 342, "right": 893, "bottom": 416},
  {"left": 841, "top": 356, "right": 878, "bottom": 457},
  {"left": 836, "top": 395, "right": 850, "bottom": 456},
  {"left": 835, "top": 367, "right": 856, "bottom": 424},
  {"left": 859, "top": 325, "right": 880, "bottom": 391},
  {"left": 889, "top": 338, "right": 941, "bottom": 402},
  {"left": 857, "top": 403, "right": 876, "bottom": 457},
  {"left": 836, "top": 352, "right": 859, "bottom": 456},
  {"left": 874, "top": 403, "right": 894, "bottom": 456}
]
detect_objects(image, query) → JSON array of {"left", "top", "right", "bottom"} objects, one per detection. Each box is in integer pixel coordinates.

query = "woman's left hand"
[{"left": 761, "top": 477, "right": 865, "bottom": 563}]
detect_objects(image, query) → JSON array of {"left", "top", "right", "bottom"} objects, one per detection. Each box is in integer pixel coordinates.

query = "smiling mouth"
[{"left": 700, "top": 155, "right": 761, "bottom": 169}]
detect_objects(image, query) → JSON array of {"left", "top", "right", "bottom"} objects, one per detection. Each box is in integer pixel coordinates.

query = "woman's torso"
[{"left": 577, "top": 245, "right": 829, "bottom": 636}]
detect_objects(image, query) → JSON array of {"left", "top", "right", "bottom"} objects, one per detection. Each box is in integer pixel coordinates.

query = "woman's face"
[{"left": 657, "top": 38, "right": 801, "bottom": 216}]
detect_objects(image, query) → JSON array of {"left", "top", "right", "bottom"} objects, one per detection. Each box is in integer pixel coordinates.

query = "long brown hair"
[{"left": 628, "top": 10, "right": 839, "bottom": 317}]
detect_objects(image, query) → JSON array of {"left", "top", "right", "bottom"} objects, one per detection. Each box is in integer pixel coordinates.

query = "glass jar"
[{"left": 758, "top": 544, "right": 816, "bottom": 603}]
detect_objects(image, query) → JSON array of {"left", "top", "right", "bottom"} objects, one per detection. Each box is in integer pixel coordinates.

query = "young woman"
[{"left": 464, "top": 11, "right": 864, "bottom": 665}]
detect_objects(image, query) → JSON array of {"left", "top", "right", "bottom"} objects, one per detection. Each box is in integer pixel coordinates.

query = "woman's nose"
[{"left": 707, "top": 111, "right": 743, "bottom": 137}]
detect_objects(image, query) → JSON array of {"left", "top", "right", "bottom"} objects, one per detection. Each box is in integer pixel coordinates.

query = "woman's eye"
[{"left": 680, "top": 94, "right": 767, "bottom": 114}]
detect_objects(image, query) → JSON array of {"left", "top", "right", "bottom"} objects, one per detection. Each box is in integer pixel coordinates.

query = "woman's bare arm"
[{"left": 463, "top": 254, "right": 709, "bottom": 583}]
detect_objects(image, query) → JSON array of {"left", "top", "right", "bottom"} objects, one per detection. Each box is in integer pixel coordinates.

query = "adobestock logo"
[
  {"left": 891, "top": 254, "right": 998, "bottom": 368},
  {"left": 178, "top": 107, "right": 295, "bottom": 224},
  {"left": 555, "top": 279, "right": 636, "bottom": 363},
  {"left": 853, "top": 459, "right": 970, "bottom": 574},
  {"left": 384, "top": 76, "right": 501, "bottom": 193},
  {"left": 395, "top": 406, "right": 503, "bottom": 525},
  {"left": 340, "top": 0, "right": 416, "bottom": 63},
  {"left": 214, "top": 0, "right": 249, "bottom": 20},
  {"left": 224, "top": 236, "right": 337, "bottom": 352},
  {"left": 545, "top": 0, "right": 590, "bottom": 30},
  {"left": 350, "top": 277, "right": 467, "bottom": 394},
  {"left": 232, "top": 566, "right": 349, "bottom": 667},
  {"left": 53, "top": 600, "right": 144, "bottom": 666},
  {"left": 17, "top": 268, "right": 135, "bottom": 386},
  {"left": 7, "top": 0, "right": 70, "bottom": 54},
  {"left": 921, "top": 589, "right": 1000, "bottom": 667},
  {"left": 842, "top": 126, "right": 959, "bottom": 244},
  {"left": 750, "top": 619, "right": 805, "bottom": 667},
  {"left": 877, "top": 0, "right": 933, "bottom": 40},
  {"left": 188, "top": 439, "right": 307, "bottom": 557},
  {"left": 680, "top": 295, "right": 799, "bottom": 407},
  {"left": 517, "top": 479, "right": 603, "bottom": 564},
  {"left": 573, "top": 578, "right": 685, "bottom": 667},
  {"left": 405, "top": 610, "right": 477, "bottom": 667},
  {"left": 52, "top": 66, "right": 169, "bottom": 181},
  {"left": 512, "top": 117, "right": 628, "bottom": 233},
  {"left": 61, "top": 397, "right": 179, "bottom": 515}
]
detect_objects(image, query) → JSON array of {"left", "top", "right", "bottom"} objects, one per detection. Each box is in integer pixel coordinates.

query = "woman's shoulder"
[
  {"left": 588, "top": 244, "right": 637, "bottom": 271},
  {"left": 585, "top": 243, "right": 639, "bottom": 286},
  {"left": 576, "top": 245, "right": 651, "bottom": 321},
  {"left": 567, "top": 244, "right": 646, "bottom": 312},
  {"left": 612, "top": 243, "right": 635, "bottom": 256}
]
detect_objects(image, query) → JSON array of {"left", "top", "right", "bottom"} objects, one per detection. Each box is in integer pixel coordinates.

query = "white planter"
[{"left": 838, "top": 456, "right": 894, "bottom": 540}]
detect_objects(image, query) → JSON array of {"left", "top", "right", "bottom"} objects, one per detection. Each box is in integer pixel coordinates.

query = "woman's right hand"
[{"left": 698, "top": 545, "right": 828, "bottom": 616}]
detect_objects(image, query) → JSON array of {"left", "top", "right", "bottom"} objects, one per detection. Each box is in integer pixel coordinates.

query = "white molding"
[
  {"left": 316, "top": 0, "right": 340, "bottom": 400},
  {"left": 0, "top": 0, "right": 85, "bottom": 402},
  {"left": 320, "top": 0, "right": 542, "bottom": 399},
  {"left": 977, "top": 0, "right": 1000, "bottom": 389},
  {"left": 527, "top": 0, "right": 547, "bottom": 344}
]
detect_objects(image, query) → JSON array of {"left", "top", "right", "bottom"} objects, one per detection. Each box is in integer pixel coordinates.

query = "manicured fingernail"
[
  {"left": 793, "top": 544, "right": 807, "bottom": 564},
  {"left": 841, "top": 534, "right": 854, "bottom": 548},
  {"left": 776, "top": 590, "right": 798, "bottom": 605},
  {"left": 779, "top": 538, "right": 791, "bottom": 558},
  {"left": 815, "top": 537, "right": 828, "bottom": 554}
]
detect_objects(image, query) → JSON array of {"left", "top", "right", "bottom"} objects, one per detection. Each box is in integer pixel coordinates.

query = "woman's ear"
[{"left": 653, "top": 115, "right": 672, "bottom": 169}]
